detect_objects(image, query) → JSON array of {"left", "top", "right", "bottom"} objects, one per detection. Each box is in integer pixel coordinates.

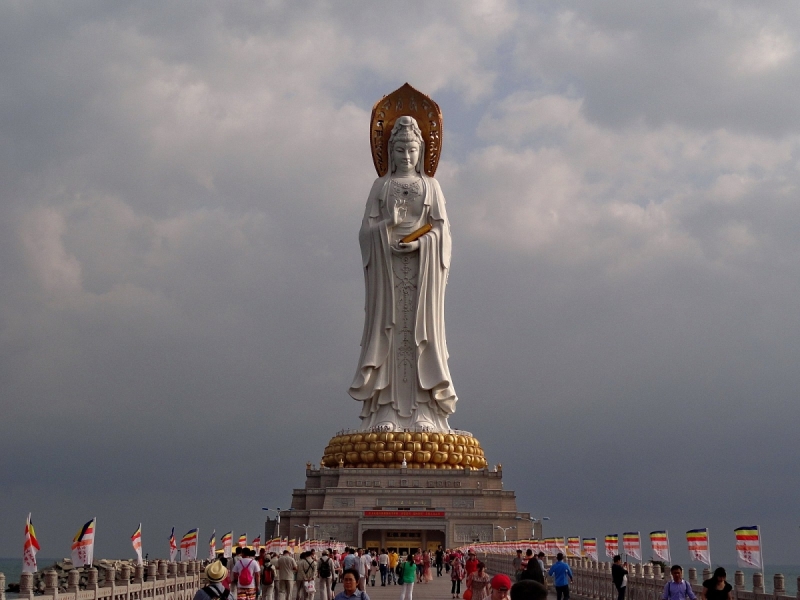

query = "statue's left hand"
[{"left": 393, "top": 240, "right": 420, "bottom": 254}]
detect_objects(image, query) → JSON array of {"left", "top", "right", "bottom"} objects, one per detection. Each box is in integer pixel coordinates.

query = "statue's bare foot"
[{"left": 373, "top": 421, "right": 396, "bottom": 432}]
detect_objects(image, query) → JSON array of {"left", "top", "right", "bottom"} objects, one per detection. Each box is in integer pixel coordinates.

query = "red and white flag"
[
  {"left": 169, "top": 528, "right": 178, "bottom": 561},
  {"left": 238, "top": 533, "right": 247, "bottom": 548},
  {"left": 567, "top": 537, "right": 581, "bottom": 557},
  {"left": 583, "top": 538, "right": 598, "bottom": 561},
  {"left": 605, "top": 535, "right": 619, "bottom": 558},
  {"left": 71, "top": 518, "right": 96, "bottom": 567},
  {"left": 686, "top": 529, "right": 711, "bottom": 566},
  {"left": 622, "top": 532, "right": 641, "bottom": 561},
  {"left": 253, "top": 536, "right": 261, "bottom": 552},
  {"left": 131, "top": 524, "right": 143, "bottom": 565},
  {"left": 23, "top": 513, "right": 40, "bottom": 573},
  {"left": 650, "top": 531, "right": 670, "bottom": 563},
  {"left": 734, "top": 526, "right": 762, "bottom": 569},
  {"left": 222, "top": 532, "right": 233, "bottom": 558}
]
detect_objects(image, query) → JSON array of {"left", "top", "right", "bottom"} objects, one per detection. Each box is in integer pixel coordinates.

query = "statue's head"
[{"left": 389, "top": 116, "right": 425, "bottom": 175}]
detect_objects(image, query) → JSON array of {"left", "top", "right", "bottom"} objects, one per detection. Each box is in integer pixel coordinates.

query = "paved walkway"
[{"left": 347, "top": 573, "right": 455, "bottom": 600}]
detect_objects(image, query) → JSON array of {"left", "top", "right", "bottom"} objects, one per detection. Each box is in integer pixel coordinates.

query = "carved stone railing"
[
  {"left": 4, "top": 560, "right": 205, "bottom": 600},
  {"left": 480, "top": 554, "right": 798, "bottom": 600}
]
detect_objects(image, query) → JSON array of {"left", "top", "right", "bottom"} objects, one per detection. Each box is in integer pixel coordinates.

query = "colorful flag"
[
  {"left": 567, "top": 537, "right": 581, "bottom": 557},
  {"left": 734, "top": 526, "right": 762, "bottom": 569},
  {"left": 169, "top": 528, "right": 178, "bottom": 561},
  {"left": 686, "top": 528, "right": 711, "bottom": 566},
  {"left": 583, "top": 538, "right": 598, "bottom": 561},
  {"left": 71, "top": 518, "right": 96, "bottom": 567},
  {"left": 252, "top": 536, "right": 261, "bottom": 552},
  {"left": 131, "top": 524, "right": 143, "bottom": 565},
  {"left": 622, "top": 532, "right": 641, "bottom": 561},
  {"left": 222, "top": 532, "right": 233, "bottom": 558},
  {"left": 238, "top": 533, "right": 248, "bottom": 548},
  {"left": 181, "top": 528, "right": 199, "bottom": 560},
  {"left": 605, "top": 534, "right": 619, "bottom": 558},
  {"left": 23, "top": 513, "right": 41, "bottom": 574},
  {"left": 209, "top": 531, "right": 217, "bottom": 561},
  {"left": 545, "top": 537, "right": 557, "bottom": 554},
  {"left": 650, "top": 531, "right": 671, "bottom": 562}
]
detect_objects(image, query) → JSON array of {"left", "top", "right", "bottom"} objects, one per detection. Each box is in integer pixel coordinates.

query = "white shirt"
[
  {"left": 359, "top": 554, "right": 372, "bottom": 576},
  {"left": 233, "top": 558, "right": 261, "bottom": 589}
]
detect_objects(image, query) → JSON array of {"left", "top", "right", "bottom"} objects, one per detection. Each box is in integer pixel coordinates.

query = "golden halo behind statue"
[{"left": 370, "top": 83, "right": 443, "bottom": 177}]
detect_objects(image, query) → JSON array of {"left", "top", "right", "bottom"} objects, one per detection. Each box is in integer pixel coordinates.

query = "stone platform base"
[
  {"left": 280, "top": 463, "right": 532, "bottom": 551},
  {"left": 321, "top": 430, "right": 488, "bottom": 470}
]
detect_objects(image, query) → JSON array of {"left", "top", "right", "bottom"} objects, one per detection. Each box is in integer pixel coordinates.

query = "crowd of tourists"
[{"left": 193, "top": 545, "right": 550, "bottom": 600}]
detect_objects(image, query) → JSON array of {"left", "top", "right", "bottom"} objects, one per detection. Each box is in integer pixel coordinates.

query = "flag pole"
[{"left": 759, "top": 525, "right": 765, "bottom": 586}]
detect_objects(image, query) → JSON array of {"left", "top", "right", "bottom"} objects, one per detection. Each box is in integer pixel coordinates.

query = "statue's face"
[{"left": 393, "top": 140, "right": 420, "bottom": 174}]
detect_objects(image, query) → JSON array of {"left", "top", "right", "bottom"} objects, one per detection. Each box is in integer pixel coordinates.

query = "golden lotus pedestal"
[{"left": 320, "top": 430, "right": 488, "bottom": 470}]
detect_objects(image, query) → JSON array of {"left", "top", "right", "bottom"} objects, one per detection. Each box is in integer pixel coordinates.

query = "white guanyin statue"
[{"left": 349, "top": 115, "right": 457, "bottom": 431}]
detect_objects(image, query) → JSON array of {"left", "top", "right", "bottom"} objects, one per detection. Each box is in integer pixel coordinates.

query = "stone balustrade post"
[
  {"left": 0, "top": 573, "right": 5, "bottom": 600},
  {"left": 147, "top": 562, "right": 157, "bottom": 581},
  {"left": 644, "top": 563, "right": 653, "bottom": 578},
  {"left": 104, "top": 567, "right": 117, "bottom": 587},
  {"left": 87, "top": 568, "right": 99, "bottom": 591},
  {"left": 703, "top": 569, "right": 711, "bottom": 582},
  {"left": 735, "top": 571, "right": 745, "bottom": 591},
  {"left": 19, "top": 572, "right": 34, "bottom": 597},
  {"left": 135, "top": 564, "right": 145, "bottom": 583},
  {"left": 168, "top": 562, "right": 178, "bottom": 577},
  {"left": 67, "top": 570, "right": 81, "bottom": 593},
  {"left": 774, "top": 573, "right": 785, "bottom": 595},
  {"left": 654, "top": 564, "right": 662, "bottom": 579},
  {"left": 157, "top": 561, "right": 168, "bottom": 580},
  {"left": 120, "top": 564, "right": 131, "bottom": 582},
  {"left": 45, "top": 569, "right": 59, "bottom": 597},
  {"left": 689, "top": 569, "right": 697, "bottom": 585},
  {"left": 753, "top": 572, "right": 765, "bottom": 594},
  {"left": 177, "top": 562, "right": 187, "bottom": 576}
]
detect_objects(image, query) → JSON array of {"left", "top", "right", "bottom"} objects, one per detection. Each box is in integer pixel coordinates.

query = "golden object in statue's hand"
[{"left": 400, "top": 224, "right": 432, "bottom": 244}]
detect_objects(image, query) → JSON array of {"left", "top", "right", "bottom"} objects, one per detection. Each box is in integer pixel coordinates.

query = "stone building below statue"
[{"left": 279, "top": 464, "right": 534, "bottom": 553}]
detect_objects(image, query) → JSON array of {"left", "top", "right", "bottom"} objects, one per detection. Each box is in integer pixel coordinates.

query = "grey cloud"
[{"left": 1, "top": 0, "right": 799, "bottom": 568}]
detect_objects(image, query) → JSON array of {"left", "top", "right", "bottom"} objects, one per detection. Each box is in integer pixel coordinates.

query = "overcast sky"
[{"left": 2, "top": 1, "right": 800, "bottom": 567}]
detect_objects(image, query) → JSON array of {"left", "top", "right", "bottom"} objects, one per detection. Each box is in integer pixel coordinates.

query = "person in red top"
[{"left": 465, "top": 549, "right": 479, "bottom": 576}]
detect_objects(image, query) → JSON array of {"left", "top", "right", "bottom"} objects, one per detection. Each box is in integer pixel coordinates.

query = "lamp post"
[
  {"left": 495, "top": 525, "right": 516, "bottom": 542},
  {"left": 295, "top": 524, "right": 319, "bottom": 542},
  {"left": 516, "top": 516, "right": 549, "bottom": 539}
]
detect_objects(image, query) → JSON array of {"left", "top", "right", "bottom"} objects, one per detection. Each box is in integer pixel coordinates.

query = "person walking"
[
  {"left": 398, "top": 551, "right": 418, "bottom": 600},
  {"left": 260, "top": 551, "right": 277, "bottom": 600},
  {"left": 318, "top": 550, "right": 336, "bottom": 600},
  {"left": 194, "top": 561, "right": 231, "bottom": 600},
  {"left": 334, "top": 569, "right": 370, "bottom": 600},
  {"left": 513, "top": 551, "right": 524, "bottom": 582},
  {"left": 233, "top": 549, "right": 262, "bottom": 600},
  {"left": 435, "top": 546, "right": 444, "bottom": 577},
  {"left": 519, "top": 557, "right": 544, "bottom": 585},
  {"left": 466, "top": 562, "right": 491, "bottom": 600},
  {"left": 490, "top": 575, "right": 513, "bottom": 600},
  {"left": 662, "top": 566, "right": 697, "bottom": 600},
  {"left": 388, "top": 550, "right": 399, "bottom": 585},
  {"left": 702, "top": 568, "right": 732, "bottom": 600},
  {"left": 379, "top": 549, "right": 389, "bottom": 586},
  {"left": 422, "top": 551, "right": 432, "bottom": 583},
  {"left": 277, "top": 550, "right": 297, "bottom": 600},
  {"left": 547, "top": 553, "right": 573, "bottom": 600},
  {"left": 611, "top": 556, "right": 628, "bottom": 600},
  {"left": 450, "top": 551, "right": 465, "bottom": 598}
]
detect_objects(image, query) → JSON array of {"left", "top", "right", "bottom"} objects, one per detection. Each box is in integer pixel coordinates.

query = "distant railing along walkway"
[
  {"left": 3, "top": 560, "right": 204, "bottom": 600},
  {"left": 481, "top": 555, "right": 798, "bottom": 600}
]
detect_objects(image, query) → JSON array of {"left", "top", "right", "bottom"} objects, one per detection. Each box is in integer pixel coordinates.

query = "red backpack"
[{"left": 238, "top": 559, "right": 254, "bottom": 587}]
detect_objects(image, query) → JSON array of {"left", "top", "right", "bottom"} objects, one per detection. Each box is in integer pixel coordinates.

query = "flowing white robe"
[{"left": 349, "top": 173, "right": 457, "bottom": 430}]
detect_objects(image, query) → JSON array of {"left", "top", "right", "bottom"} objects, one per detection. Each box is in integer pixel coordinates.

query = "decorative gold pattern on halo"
[
  {"left": 321, "top": 431, "right": 488, "bottom": 470},
  {"left": 370, "top": 83, "right": 444, "bottom": 177}
]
